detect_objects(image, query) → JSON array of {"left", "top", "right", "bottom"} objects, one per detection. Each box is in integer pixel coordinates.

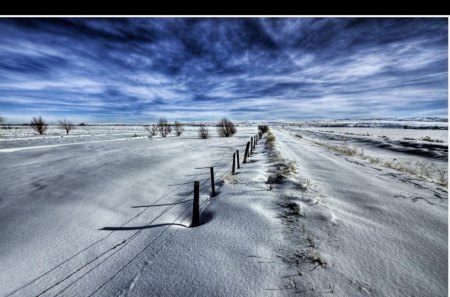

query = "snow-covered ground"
[
  {"left": 0, "top": 123, "right": 447, "bottom": 296},
  {"left": 0, "top": 127, "right": 270, "bottom": 296},
  {"left": 267, "top": 128, "right": 447, "bottom": 296}
]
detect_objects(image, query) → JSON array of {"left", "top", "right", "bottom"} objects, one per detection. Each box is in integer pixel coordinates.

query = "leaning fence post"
[
  {"left": 244, "top": 141, "right": 250, "bottom": 163},
  {"left": 232, "top": 152, "right": 236, "bottom": 174},
  {"left": 210, "top": 167, "right": 216, "bottom": 197},
  {"left": 236, "top": 150, "right": 240, "bottom": 169},
  {"left": 191, "top": 181, "right": 200, "bottom": 227}
]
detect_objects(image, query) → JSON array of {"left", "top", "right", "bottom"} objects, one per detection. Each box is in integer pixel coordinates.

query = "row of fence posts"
[{"left": 191, "top": 131, "right": 264, "bottom": 227}]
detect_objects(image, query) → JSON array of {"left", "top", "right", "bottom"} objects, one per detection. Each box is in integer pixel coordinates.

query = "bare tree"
[
  {"left": 217, "top": 117, "right": 236, "bottom": 137},
  {"left": 157, "top": 117, "right": 172, "bottom": 137},
  {"left": 151, "top": 124, "right": 158, "bottom": 136},
  {"left": 30, "top": 116, "right": 48, "bottom": 135},
  {"left": 144, "top": 124, "right": 158, "bottom": 137},
  {"left": 59, "top": 119, "right": 75, "bottom": 135},
  {"left": 258, "top": 125, "right": 269, "bottom": 134},
  {"left": 198, "top": 125, "right": 209, "bottom": 139},
  {"left": 174, "top": 121, "right": 185, "bottom": 136}
]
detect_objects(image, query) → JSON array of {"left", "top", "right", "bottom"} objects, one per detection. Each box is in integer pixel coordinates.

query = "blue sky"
[{"left": 0, "top": 18, "right": 447, "bottom": 123}]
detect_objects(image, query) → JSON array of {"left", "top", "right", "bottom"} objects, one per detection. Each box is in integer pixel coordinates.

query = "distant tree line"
[
  {"left": 143, "top": 117, "right": 238, "bottom": 139},
  {"left": 4, "top": 116, "right": 265, "bottom": 139}
]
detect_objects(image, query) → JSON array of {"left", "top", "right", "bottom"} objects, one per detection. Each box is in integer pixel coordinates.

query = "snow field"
[
  {"left": 1, "top": 128, "right": 281, "bottom": 297},
  {"left": 267, "top": 128, "right": 447, "bottom": 296},
  {"left": 1, "top": 123, "right": 447, "bottom": 296}
]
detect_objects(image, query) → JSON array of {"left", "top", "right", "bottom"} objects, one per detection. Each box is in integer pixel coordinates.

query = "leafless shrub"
[
  {"left": 340, "top": 142, "right": 358, "bottom": 156},
  {"left": 258, "top": 125, "right": 269, "bottom": 134},
  {"left": 436, "top": 167, "right": 448, "bottom": 186},
  {"left": 267, "top": 158, "right": 296, "bottom": 184},
  {"left": 295, "top": 134, "right": 303, "bottom": 139},
  {"left": 58, "top": 119, "right": 75, "bottom": 135},
  {"left": 415, "top": 160, "right": 434, "bottom": 179},
  {"left": 157, "top": 117, "right": 172, "bottom": 137},
  {"left": 198, "top": 125, "right": 209, "bottom": 139},
  {"left": 271, "top": 151, "right": 283, "bottom": 162},
  {"left": 297, "top": 178, "right": 311, "bottom": 191},
  {"left": 267, "top": 171, "right": 284, "bottom": 184},
  {"left": 368, "top": 156, "right": 381, "bottom": 164},
  {"left": 151, "top": 124, "right": 158, "bottom": 136},
  {"left": 30, "top": 116, "right": 48, "bottom": 135},
  {"left": 357, "top": 148, "right": 367, "bottom": 159},
  {"left": 266, "top": 131, "right": 276, "bottom": 148},
  {"left": 217, "top": 117, "right": 236, "bottom": 137},
  {"left": 174, "top": 121, "right": 185, "bottom": 136},
  {"left": 144, "top": 124, "right": 158, "bottom": 137},
  {"left": 420, "top": 136, "right": 444, "bottom": 143}
]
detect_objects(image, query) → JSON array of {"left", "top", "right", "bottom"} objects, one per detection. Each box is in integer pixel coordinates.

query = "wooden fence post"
[
  {"left": 251, "top": 137, "right": 254, "bottom": 152},
  {"left": 210, "top": 167, "right": 216, "bottom": 197},
  {"left": 244, "top": 141, "right": 250, "bottom": 163},
  {"left": 191, "top": 181, "right": 200, "bottom": 227},
  {"left": 236, "top": 150, "right": 240, "bottom": 169},
  {"left": 232, "top": 153, "right": 236, "bottom": 174}
]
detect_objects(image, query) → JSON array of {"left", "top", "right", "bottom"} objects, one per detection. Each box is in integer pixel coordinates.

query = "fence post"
[
  {"left": 232, "top": 152, "right": 236, "bottom": 174},
  {"left": 251, "top": 137, "right": 254, "bottom": 152},
  {"left": 236, "top": 150, "right": 240, "bottom": 169},
  {"left": 191, "top": 181, "right": 200, "bottom": 227},
  {"left": 210, "top": 167, "right": 216, "bottom": 197},
  {"left": 244, "top": 141, "right": 250, "bottom": 163}
]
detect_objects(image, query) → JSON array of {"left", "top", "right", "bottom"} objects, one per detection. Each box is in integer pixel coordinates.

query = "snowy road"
[{"left": 273, "top": 128, "right": 447, "bottom": 296}]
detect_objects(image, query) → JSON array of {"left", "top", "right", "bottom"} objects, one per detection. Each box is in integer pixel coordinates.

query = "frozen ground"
[{"left": 0, "top": 123, "right": 447, "bottom": 296}]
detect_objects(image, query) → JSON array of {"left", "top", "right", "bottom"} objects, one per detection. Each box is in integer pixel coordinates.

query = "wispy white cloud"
[{"left": 0, "top": 18, "right": 447, "bottom": 122}]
